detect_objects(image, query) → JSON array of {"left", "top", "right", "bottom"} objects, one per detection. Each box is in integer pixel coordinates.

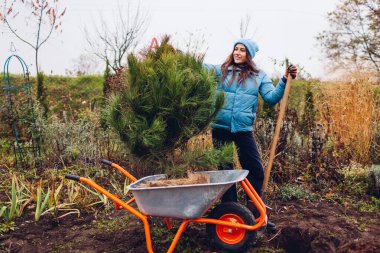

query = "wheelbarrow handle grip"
[
  {"left": 65, "top": 174, "right": 80, "bottom": 181},
  {"left": 101, "top": 159, "right": 112, "bottom": 166}
]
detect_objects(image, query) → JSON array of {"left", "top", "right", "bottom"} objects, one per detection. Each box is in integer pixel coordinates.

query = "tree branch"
[
  {"left": 84, "top": 2, "right": 148, "bottom": 72},
  {"left": 4, "top": 18, "right": 35, "bottom": 49}
]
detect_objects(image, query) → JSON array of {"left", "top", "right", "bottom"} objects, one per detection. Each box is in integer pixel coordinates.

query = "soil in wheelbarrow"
[
  {"left": 138, "top": 171, "right": 210, "bottom": 187},
  {"left": 1, "top": 199, "right": 379, "bottom": 253}
]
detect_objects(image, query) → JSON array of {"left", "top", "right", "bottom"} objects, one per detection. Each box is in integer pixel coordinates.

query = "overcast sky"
[{"left": 0, "top": 0, "right": 341, "bottom": 79}]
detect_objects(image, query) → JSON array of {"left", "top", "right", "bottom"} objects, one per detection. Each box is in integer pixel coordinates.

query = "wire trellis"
[{"left": 3, "top": 55, "right": 41, "bottom": 169}]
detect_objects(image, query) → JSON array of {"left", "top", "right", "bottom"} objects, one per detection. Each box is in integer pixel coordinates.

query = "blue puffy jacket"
[{"left": 205, "top": 64, "right": 287, "bottom": 133}]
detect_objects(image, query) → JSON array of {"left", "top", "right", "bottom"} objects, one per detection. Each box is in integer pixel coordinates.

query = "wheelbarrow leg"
[
  {"left": 65, "top": 175, "right": 154, "bottom": 253},
  {"left": 142, "top": 219, "right": 154, "bottom": 253},
  {"left": 241, "top": 178, "right": 266, "bottom": 223},
  {"left": 83, "top": 178, "right": 155, "bottom": 252}
]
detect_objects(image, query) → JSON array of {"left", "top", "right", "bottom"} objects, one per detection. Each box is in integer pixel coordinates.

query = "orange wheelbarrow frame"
[{"left": 65, "top": 160, "right": 266, "bottom": 253}]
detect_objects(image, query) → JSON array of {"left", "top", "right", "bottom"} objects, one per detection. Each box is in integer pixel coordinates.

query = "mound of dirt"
[{"left": 268, "top": 200, "right": 380, "bottom": 253}]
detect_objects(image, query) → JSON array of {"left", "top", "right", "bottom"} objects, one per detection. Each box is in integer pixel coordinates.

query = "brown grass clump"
[{"left": 316, "top": 71, "right": 379, "bottom": 163}]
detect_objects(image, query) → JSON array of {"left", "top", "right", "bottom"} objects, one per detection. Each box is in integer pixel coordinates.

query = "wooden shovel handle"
[{"left": 262, "top": 74, "right": 292, "bottom": 193}]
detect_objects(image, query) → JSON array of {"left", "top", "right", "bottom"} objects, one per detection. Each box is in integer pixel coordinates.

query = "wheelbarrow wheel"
[{"left": 206, "top": 202, "right": 256, "bottom": 253}]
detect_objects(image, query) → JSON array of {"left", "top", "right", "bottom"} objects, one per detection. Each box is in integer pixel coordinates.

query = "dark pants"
[{"left": 212, "top": 128, "right": 264, "bottom": 202}]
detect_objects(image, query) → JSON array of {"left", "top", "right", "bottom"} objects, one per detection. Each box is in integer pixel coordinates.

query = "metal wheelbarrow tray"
[{"left": 128, "top": 170, "right": 249, "bottom": 219}]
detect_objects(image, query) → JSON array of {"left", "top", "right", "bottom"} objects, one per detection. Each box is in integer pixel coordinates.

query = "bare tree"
[
  {"left": 239, "top": 14, "right": 257, "bottom": 39},
  {"left": 70, "top": 53, "right": 100, "bottom": 76},
  {"left": 1, "top": 0, "right": 65, "bottom": 112},
  {"left": 85, "top": 2, "right": 149, "bottom": 72},
  {"left": 0, "top": 0, "right": 65, "bottom": 76},
  {"left": 317, "top": 0, "right": 380, "bottom": 75},
  {"left": 179, "top": 30, "right": 209, "bottom": 57}
]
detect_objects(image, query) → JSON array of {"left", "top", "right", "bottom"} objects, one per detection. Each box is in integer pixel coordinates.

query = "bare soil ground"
[{"left": 1, "top": 199, "right": 379, "bottom": 253}]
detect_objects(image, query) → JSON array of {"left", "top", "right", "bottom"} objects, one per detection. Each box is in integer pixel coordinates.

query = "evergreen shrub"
[{"left": 104, "top": 36, "right": 225, "bottom": 175}]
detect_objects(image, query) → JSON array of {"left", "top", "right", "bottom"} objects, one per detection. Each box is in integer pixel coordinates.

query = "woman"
[{"left": 205, "top": 38, "right": 298, "bottom": 230}]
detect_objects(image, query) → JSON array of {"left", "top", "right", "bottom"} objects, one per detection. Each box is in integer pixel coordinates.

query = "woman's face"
[{"left": 233, "top": 44, "right": 247, "bottom": 64}]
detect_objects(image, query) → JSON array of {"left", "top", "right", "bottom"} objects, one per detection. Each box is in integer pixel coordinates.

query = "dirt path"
[{"left": 1, "top": 200, "right": 379, "bottom": 253}]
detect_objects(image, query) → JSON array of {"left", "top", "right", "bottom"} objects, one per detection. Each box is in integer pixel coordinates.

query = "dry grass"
[
  {"left": 316, "top": 71, "right": 379, "bottom": 163},
  {"left": 187, "top": 130, "right": 213, "bottom": 151}
]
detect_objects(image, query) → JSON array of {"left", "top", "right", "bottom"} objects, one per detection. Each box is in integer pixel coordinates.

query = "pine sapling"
[{"left": 104, "top": 36, "right": 225, "bottom": 175}]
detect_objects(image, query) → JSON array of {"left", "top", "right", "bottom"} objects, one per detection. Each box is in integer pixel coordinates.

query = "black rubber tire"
[{"left": 206, "top": 202, "right": 257, "bottom": 253}]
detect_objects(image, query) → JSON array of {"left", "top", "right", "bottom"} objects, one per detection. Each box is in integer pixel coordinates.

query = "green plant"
[
  {"left": 39, "top": 112, "right": 118, "bottom": 167},
  {"left": 0, "top": 221, "right": 16, "bottom": 235},
  {"left": 33, "top": 177, "right": 81, "bottom": 220},
  {"left": 104, "top": 36, "right": 224, "bottom": 175},
  {"left": 0, "top": 139, "right": 11, "bottom": 155},
  {"left": 103, "top": 60, "right": 111, "bottom": 97},
  {"left": 42, "top": 203, "right": 80, "bottom": 220},
  {"left": 109, "top": 177, "right": 131, "bottom": 197},
  {"left": 0, "top": 175, "right": 30, "bottom": 222},
  {"left": 9, "top": 175, "right": 18, "bottom": 220},
  {"left": 50, "top": 178, "right": 64, "bottom": 209},
  {"left": 95, "top": 214, "right": 131, "bottom": 232},
  {"left": 183, "top": 143, "right": 234, "bottom": 170},
  {"left": 338, "top": 166, "right": 369, "bottom": 196},
  {"left": 100, "top": 61, "right": 112, "bottom": 130},
  {"left": 356, "top": 196, "right": 380, "bottom": 213},
  {"left": 0, "top": 206, "right": 6, "bottom": 217},
  {"left": 35, "top": 180, "right": 51, "bottom": 222},
  {"left": 300, "top": 86, "right": 316, "bottom": 136},
  {"left": 277, "top": 184, "right": 312, "bottom": 201},
  {"left": 31, "top": 178, "right": 80, "bottom": 222},
  {"left": 66, "top": 180, "right": 80, "bottom": 203},
  {"left": 151, "top": 226, "right": 176, "bottom": 252},
  {"left": 368, "top": 165, "right": 380, "bottom": 197},
  {"left": 77, "top": 181, "right": 109, "bottom": 208},
  {"left": 37, "top": 72, "right": 49, "bottom": 117}
]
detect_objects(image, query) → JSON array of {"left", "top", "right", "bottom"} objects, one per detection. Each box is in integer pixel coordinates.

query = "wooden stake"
[{"left": 262, "top": 60, "right": 293, "bottom": 193}]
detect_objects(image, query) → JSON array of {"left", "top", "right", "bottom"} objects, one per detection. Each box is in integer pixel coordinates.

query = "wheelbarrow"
[{"left": 65, "top": 160, "right": 267, "bottom": 253}]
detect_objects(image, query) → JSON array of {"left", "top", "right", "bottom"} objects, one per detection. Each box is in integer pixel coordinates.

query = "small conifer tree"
[
  {"left": 300, "top": 87, "right": 316, "bottom": 136},
  {"left": 103, "top": 60, "right": 111, "bottom": 97},
  {"left": 37, "top": 72, "right": 48, "bottom": 118},
  {"left": 100, "top": 61, "right": 111, "bottom": 130},
  {"left": 104, "top": 36, "right": 225, "bottom": 175}
]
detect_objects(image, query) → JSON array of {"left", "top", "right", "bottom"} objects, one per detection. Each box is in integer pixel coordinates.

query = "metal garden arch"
[{"left": 3, "top": 55, "right": 41, "bottom": 169}]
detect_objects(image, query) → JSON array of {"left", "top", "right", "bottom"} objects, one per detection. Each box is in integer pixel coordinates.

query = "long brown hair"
[{"left": 221, "top": 51, "right": 260, "bottom": 85}]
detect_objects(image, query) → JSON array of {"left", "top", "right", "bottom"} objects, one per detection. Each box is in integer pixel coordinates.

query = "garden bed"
[{"left": 1, "top": 199, "right": 379, "bottom": 252}]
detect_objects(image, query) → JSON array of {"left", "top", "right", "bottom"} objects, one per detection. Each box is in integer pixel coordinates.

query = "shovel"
[{"left": 262, "top": 59, "right": 293, "bottom": 193}]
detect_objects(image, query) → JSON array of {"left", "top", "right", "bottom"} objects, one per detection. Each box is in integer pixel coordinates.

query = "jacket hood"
[{"left": 234, "top": 39, "right": 259, "bottom": 58}]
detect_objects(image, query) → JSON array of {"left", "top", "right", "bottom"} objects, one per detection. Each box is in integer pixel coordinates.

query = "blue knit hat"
[{"left": 234, "top": 39, "right": 259, "bottom": 58}]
